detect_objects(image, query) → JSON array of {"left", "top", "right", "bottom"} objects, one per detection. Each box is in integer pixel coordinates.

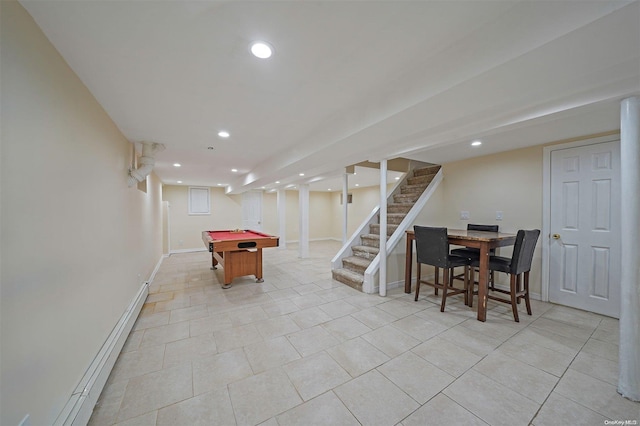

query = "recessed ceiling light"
[
  {"left": 231, "top": 168, "right": 238, "bottom": 172},
  {"left": 471, "top": 140, "right": 482, "bottom": 146},
  {"left": 177, "top": 180, "right": 182, "bottom": 183},
  {"left": 299, "top": 173, "right": 305, "bottom": 176},
  {"left": 218, "top": 131, "right": 230, "bottom": 138},
  {"left": 355, "top": 184, "right": 359, "bottom": 187},
  {"left": 217, "top": 183, "right": 222, "bottom": 186},
  {"left": 275, "top": 181, "right": 280, "bottom": 184},
  {"left": 250, "top": 41, "right": 273, "bottom": 59},
  {"left": 261, "top": 186, "right": 265, "bottom": 189},
  {"left": 173, "top": 163, "right": 181, "bottom": 167},
  {"left": 395, "top": 177, "right": 400, "bottom": 180}
]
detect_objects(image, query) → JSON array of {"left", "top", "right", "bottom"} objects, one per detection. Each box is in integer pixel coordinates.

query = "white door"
[
  {"left": 242, "top": 190, "right": 263, "bottom": 231},
  {"left": 548, "top": 140, "right": 621, "bottom": 318}
]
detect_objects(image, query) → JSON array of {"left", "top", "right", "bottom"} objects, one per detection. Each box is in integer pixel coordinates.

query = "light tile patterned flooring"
[{"left": 89, "top": 241, "right": 639, "bottom": 426}]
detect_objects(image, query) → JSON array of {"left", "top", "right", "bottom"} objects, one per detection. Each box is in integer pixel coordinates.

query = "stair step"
[
  {"left": 352, "top": 245, "right": 379, "bottom": 259},
  {"left": 401, "top": 183, "right": 428, "bottom": 194},
  {"left": 384, "top": 213, "right": 406, "bottom": 225},
  {"left": 361, "top": 233, "right": 384, "bottom": 248},
  {"left": 342, "top": 256, "right": 372, "bottom": 274},
  {"left": 388, "top": 203, "right": 413, "bottom": 214},
  {"left": 369, "top": 223, "right": 399, "bottom": 236},
  {"left": 407, "top": 174, "right": 435, "bottom": 186},
  {"left": 393, "top": 193, "right": 420, "bottom": 204},
  {"left": 332, "top": 163, "right": 441, "bottom": 294},
  {"left": 413, "top": 165, "right": 441, "bottom": 176},
  {"left": 332, "top": 268, "right": 364, "bottom": 291}
]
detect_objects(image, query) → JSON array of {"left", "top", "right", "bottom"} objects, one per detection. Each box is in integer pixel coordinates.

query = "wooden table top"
[{"left": 406, "top": 228, "right": 517, "bottom": 242}]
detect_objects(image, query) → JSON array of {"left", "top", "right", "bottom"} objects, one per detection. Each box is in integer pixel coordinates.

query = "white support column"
[
  {"left": 298, "top": 184, "right": 309, "bottom": 258},
  {"left": 379, "top": 159, "right": 387, "bottom": 297},
  {"left": 342, "top": 173, "right": 348, "bottom": 244},
  {"left": 277, "top": 189, "right": 287, "bottom": 249},
  {"left": 619, "top": 96, "right": 640, "bottom": 401}
]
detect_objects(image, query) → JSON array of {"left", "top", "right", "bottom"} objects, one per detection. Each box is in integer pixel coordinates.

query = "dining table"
[{"left": 405, "top": 228, "right": 517, "bottom": 322}]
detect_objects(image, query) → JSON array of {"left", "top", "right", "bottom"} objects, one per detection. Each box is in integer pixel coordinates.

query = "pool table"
[{"left": 202, "top": 229, "right": 279, "bottom": 288}]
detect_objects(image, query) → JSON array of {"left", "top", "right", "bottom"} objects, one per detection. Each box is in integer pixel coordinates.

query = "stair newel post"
[
  {"left": 342, "top": 172, "right": 349, "bottom": 244},
  {"left": 379, "top": 159, "right": 388, "bottom": 296}
]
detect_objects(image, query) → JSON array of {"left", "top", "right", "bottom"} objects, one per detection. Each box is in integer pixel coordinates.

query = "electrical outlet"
[
  {"left": 460, "top": 210, "right": 469, "bottom": 220},
  {"left": 496, "top": 211, "right": 503, "bottom": 221}
]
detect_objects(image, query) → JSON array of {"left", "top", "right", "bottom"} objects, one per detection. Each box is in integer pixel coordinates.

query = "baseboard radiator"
[{"left": 53, "top": 281, "right": 149, "bottom": 425}]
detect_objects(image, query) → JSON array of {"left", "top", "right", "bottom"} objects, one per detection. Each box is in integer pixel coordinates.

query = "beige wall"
[
  {"left": 162, "top": 186, "right": 242, "bottom": 251},
  {"left": 277, "top": 190, "right": 335, "bottom": 242},
  {"left": 329, "top": 184, "right": 397, "bottom": 239},
  {"left": 0, "top": 2, "right": 163, "bottom": 424}
]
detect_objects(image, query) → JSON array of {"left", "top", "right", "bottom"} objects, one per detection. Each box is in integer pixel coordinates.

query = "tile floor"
[{"left": 89, "top": 241, "right": 639, "bottom": 426}]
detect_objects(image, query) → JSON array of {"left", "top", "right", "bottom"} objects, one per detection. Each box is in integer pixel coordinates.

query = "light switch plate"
[
  {"left": 496, "top": 211, "right": 503, "bottom": 221},
  {"left": 460, "top": 210, "right": 470, "bottom": 220}
]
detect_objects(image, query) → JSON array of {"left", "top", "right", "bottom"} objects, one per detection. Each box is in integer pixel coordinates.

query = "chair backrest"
[
  {"left": 510, "top": 229, "right": 540, "bottom": 275},
  {"left": 468, "top": 223, "right": 499, "bottom": 232},
  {"left": 414, "top": 226, "right": 449, "bottom": 268},
  {"left": 467, "top": 224, "right": 499, "bottom": 253}
]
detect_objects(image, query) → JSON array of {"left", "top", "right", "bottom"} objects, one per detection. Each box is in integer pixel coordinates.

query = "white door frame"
[{"left": 541, "top": 133, "right": 620, "bottom": 302}]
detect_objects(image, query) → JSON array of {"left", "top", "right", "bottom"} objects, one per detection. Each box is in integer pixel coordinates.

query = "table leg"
[
  {"left": 477, "top": 243, "right": 490, "bottom": 322},
  {"left": 255, "top": 249, "right": 264, "bottom": 283},
  {"left": 211, "top": 250, "right": 218, "bottom": 270},
  {"left": 404, "top": 235, "right": 413, "bottom": 293}
]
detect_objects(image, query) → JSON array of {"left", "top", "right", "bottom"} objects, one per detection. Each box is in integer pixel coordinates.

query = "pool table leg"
[{"left": 210, "top": 250, "right": 218, "bottom": 270}]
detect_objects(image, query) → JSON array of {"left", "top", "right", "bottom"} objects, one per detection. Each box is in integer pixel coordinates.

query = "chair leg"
[
  {"left": 516, "top": 274, "right": 522, "bottom": 304},
  {"left": 415, "top": 263, "right": 421, "bottom": 301},
  {"left": 459, "top": 267, "right": 468, "bottom": 306},
  {"left": 524, "top": 271, "right": 532, "bottom": 315},
  {"left": 490, "top": 270, "right": 495, "bottom": 291},
  {"left": 468, "top": 267, "right": 475, "bottom": 308},
  {"left": 434, "top": 266, "right": 439, "bottom": 295},
  {"left": 440, "top": 268, "right": 449, "bottom": 312},
  {"left": 510, "top": 274, "right": 519, "bottom": 322}
]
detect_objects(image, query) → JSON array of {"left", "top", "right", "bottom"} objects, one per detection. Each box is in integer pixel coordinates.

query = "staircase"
[{"left": 332, "top": 165, "right": 441, "bottom": 291}]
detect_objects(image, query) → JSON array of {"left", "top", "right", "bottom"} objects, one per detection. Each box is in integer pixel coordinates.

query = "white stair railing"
[
  {"left": 362, "top": 168, "right": 443, "bottom": 293},
  {"left": 331, "top": 162, "right": 442, "bottom": 294}
]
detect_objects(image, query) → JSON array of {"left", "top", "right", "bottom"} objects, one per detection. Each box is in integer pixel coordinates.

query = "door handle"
[{"left": 552, "top": 234, "right": 561, "bottom": 240}]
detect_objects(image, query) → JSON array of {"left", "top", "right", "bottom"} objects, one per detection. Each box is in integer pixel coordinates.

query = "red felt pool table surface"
[{"left": 206, "top": 230, "right": 274, "bottom": 241}]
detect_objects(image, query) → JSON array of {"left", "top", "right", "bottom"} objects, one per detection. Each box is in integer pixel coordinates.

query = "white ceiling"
[{"left": 20, "top": 0, "right": 640, "bottom": 193}]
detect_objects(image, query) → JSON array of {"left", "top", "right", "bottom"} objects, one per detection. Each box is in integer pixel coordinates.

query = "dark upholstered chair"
[
  {"left": 414, "top": 226, "right": 471, "bottom": 312},
  {"left": 470, "top": 229, "right": 540, "bottom": 322}
]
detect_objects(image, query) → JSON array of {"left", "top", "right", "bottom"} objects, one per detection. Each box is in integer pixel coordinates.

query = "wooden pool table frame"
[{"left": 202, "top": 230, "right": 279, "bottom": 288}]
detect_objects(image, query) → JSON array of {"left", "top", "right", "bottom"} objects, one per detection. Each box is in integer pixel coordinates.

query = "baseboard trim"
[
  {"left": 149, "top": 254, "right": 167, "bottom": 283},
  {"left": 285, "top": 237, "right": 341, "bottom": 243},
  {"left": 54, "top": 281, "right": 149, "bottom": 425},
  {"left": 169, "top": 247, "right": 208, "bottom": 254}
]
